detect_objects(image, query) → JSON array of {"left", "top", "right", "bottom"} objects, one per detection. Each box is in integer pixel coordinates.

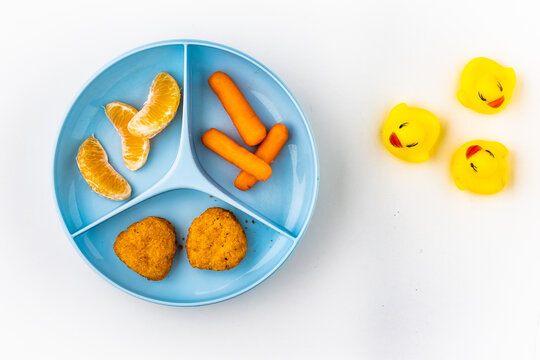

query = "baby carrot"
[
  {"left": 202, "top": 128, "right": 272, "bottom": 181},
  {"left": 208, "top": 71, "right": 267, "bottom": 146},
  {"left": 234, "top": 124, "right": 289, "bottom": 191}
]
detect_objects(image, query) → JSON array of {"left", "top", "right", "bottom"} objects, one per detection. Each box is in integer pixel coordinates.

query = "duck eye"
[
  {"left": 470, "top": 162, "right": 478, "bottom": 172},
  {"left": 478, "top": 92, "right": 486, "bottom": 101},
  {"left": 399, "top": 122, "right": 408, "bottom": 129},
  {"left": 485, "top": 150, "right": 495, "bottom": 158},
  {"left": 406, "top": 142, "right": 419, "bottom": 148},
  {"left": 497, "top": 81, "right": 503, "bottom": 91}
]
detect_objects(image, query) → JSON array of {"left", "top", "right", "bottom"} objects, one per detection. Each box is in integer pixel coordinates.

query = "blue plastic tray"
[{"left": 53, "top": 40, "right": 319, "bottom": 306}]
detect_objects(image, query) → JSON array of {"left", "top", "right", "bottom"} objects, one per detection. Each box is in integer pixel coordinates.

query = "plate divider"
[{"left": 72, "top": 44, "right": 298, "bottom": 242}]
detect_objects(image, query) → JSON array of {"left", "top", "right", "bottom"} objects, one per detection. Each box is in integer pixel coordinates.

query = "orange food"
[
  {"left": 202, "top": 128, "right": 272, "bottom": 181},
  {"left": 186, "top": 207, "right": 247, "bottom": 271},
  {"left": 234, "top": 123, "right": 289, "bottom": 191},
  {"left": 76, "top": 136, "right": 131, "bottom": 200},
  {"left": 128, "top": 72, "right": 181, "bottom": 138},
  {"left": 105, "top": 102, "right": 150, "bottom": 171},
  {"left": 114, "top": 216, "right": 177, "bottom": 280},
  {"left": 208, "top": 71, "right": 267, "bottom": 146}
]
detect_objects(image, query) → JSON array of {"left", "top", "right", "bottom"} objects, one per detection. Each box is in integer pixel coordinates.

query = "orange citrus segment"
[
  {"left": 76, "top": 136, "right": 132, "bottom": 201},
  {"left": 128, "top": 72, "right": 181, "bottom": 138},
  {"left": 105, "top": 102, "right": 150, "bottom": 171}
]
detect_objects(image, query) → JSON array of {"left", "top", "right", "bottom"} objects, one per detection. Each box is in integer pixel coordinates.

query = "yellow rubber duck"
[
  {"left": 457, "top": 57, "right": 516, "bottom": 114},
  {"left": 381, "top": 103, "right": 440, "bottom": 163},
  {"left": 451, "top": 140, "right": 509, "bottom": 194}
]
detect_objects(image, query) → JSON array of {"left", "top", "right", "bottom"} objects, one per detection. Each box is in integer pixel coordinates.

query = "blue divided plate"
[{"left": 53, "top": 40, "right": 319, "bottom": 306}]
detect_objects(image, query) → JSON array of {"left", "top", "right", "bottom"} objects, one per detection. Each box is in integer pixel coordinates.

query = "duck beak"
[
  {"left": 466, "top": 145, "right": 482, "bottom": 159},
  {"left": 389, "top": 132, "right": 403, "bottom": 148},
  {"left": 488, "top": 96, "right": 505, "bottom": 108}
]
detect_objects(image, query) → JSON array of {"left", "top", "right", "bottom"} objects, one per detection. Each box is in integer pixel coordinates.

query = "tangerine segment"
[
  {"left": 105, "top": 102, "right": 150, "bottom": 171},
  {"left": 76, "top": 136, "right": 132, "bottom": 201},
  {"left": 128, "top": 73, "right": 181, "bottom": 138}
]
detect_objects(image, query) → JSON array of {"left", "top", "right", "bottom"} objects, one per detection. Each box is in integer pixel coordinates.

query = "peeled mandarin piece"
[
  {"left": 128, "top": 72, "right": 181, "bottom": 138},
  {"left": 451, "top": 140, "right": 509, "bottom": 195},
  {"left": 76, "top": 136, "right": 132, "bottom": 201},
  {"left": 105, "top": 102, "right": 150, "bottom": 171},
  {"left": 208, "top": 71, "right": 267, "bottom": 146},
  {"left": 381, "top": 103, "right": 440, "bottom": 163},
  {"left": 457, "top": 57, "right": 516, "bottom": 114}
]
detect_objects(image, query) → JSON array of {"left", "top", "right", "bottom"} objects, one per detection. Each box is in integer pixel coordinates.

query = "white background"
[{"left": 1, "top": 0, "right": 540, "bottom": 359}]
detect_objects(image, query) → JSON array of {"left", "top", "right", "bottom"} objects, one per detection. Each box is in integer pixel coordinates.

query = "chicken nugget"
[
  {"left": 186, "top": 207, "right": 247, "bottom": 271},
  {"left": 114, "top": 216, "right": 177, "bottom": 280}
]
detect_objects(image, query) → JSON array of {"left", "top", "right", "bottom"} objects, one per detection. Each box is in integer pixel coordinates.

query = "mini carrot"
[
  {"left": 208, "top": 71, "right": 267, "bottom": 146},
  {"left": 202, "top": 128, "right": 272, "bottom": 181},
  {"left": 234, "top": 124, "right": 289, "bottom": 191}
]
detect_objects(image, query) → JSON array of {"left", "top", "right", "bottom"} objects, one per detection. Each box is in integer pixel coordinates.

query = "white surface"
[{"left": 1, "top": 0, "right": 540, "bottom": 358}]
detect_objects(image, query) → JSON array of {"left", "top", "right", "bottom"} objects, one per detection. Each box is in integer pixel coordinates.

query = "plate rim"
[{"left": 51, "top": 39, "right": 320, "bottom": 307}]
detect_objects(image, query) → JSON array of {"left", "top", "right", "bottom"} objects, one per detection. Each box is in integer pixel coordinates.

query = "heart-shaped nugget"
[
  {"left": 114, "top": 216, "right": 177, "bottom": 281},
  {"left": 186, "top": 207, "right": 247, "bottom": 271}
]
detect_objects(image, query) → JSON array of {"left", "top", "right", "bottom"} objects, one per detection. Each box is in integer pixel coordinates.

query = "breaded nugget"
[
  {"left": 186, "top": 207, "right": 247, "bottom": 271},
  {"left": 114, "top": 216, "right": 177, "bottom": 281}
]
